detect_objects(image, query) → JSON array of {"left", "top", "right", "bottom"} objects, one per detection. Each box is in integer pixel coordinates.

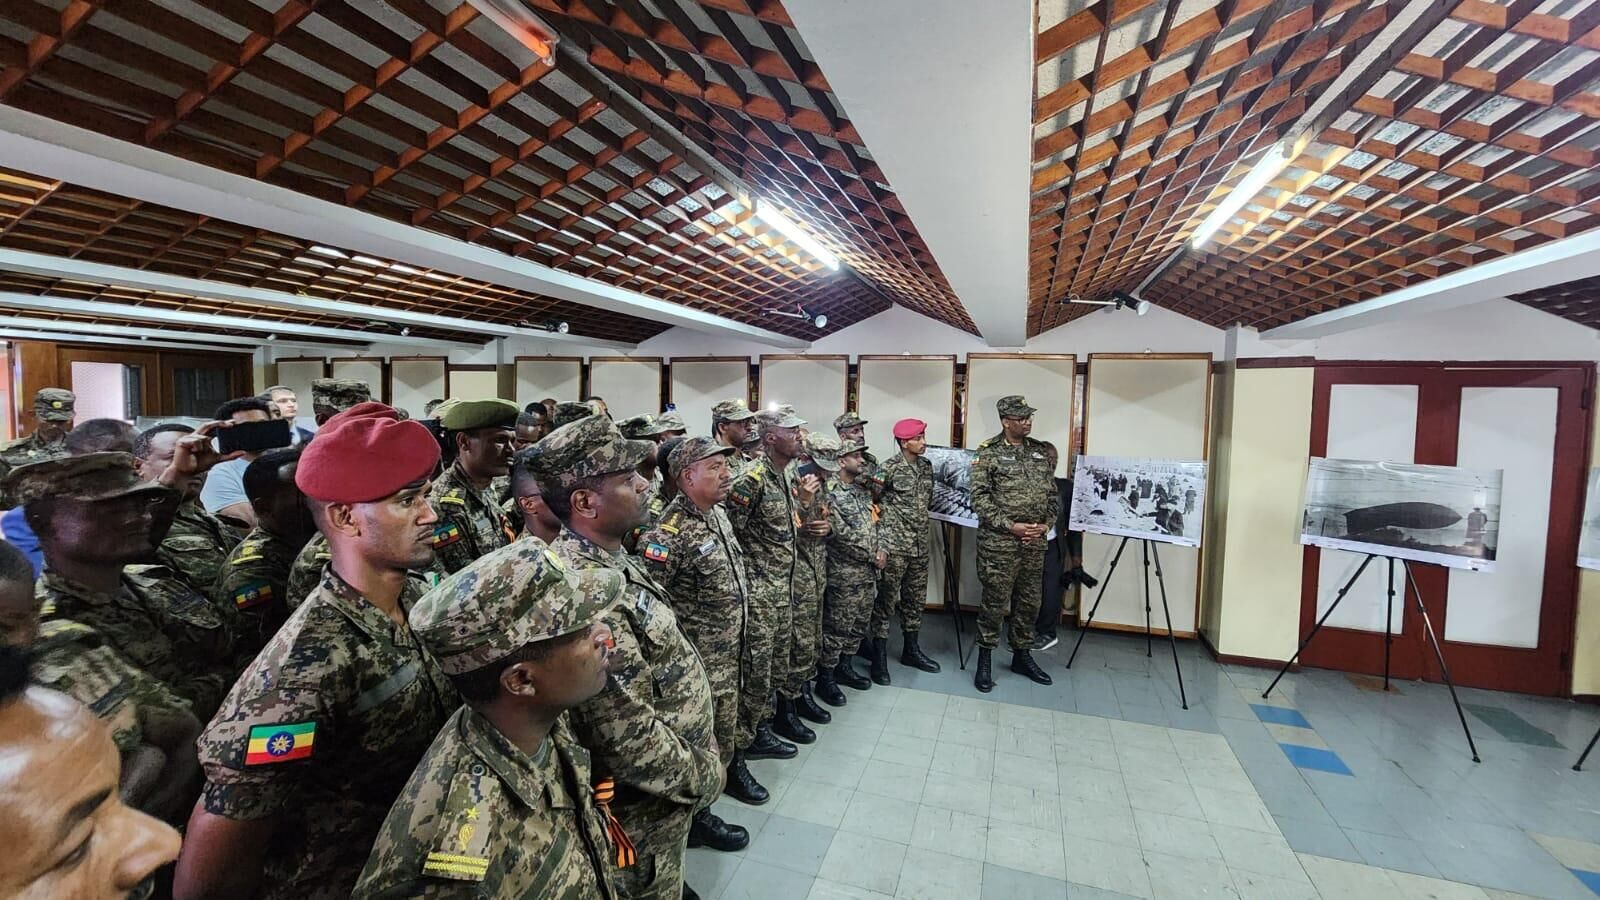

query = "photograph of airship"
[{"left": 1301, "top": 458, "right": 1502, "bottom": 572}]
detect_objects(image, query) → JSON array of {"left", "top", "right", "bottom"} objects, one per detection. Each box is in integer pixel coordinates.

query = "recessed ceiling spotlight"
[{"left": 399, "top": 326, "right": 411, "bottom": 336}]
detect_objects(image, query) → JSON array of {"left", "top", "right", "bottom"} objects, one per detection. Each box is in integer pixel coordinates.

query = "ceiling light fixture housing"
[
  {"left": 765, "top": 304, "right": 828, "bottom": 329},
  {"left": 463, "top": 0, "right": 559, "bottom": 63},
  {"left": 1189, "top": 139, "right": 1297, "bottom": 249},
  {"left": 1063, "top": 291, "right": 1151, "bottom": 316}
]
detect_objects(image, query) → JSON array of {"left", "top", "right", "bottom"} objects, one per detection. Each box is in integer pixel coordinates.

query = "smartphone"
[
  {"left": 797, "top": 460, "right": 822, "bottom": 480},
  {"left": 217, "top": 419, "right": 293, "bottom": 454}
]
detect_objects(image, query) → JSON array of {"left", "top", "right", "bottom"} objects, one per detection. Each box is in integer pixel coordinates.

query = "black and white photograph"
[
  {"left": 1300, "top": 458, "right": 1502, "bottom": 572},
  {"left": 924, "top": 445, "right": 978, "bottom": 527},
  {"left": 1577, "top": 468, "right": 1600, "bottom": 571},
  {"left": 1069, "top": 455, "right": 1207, "bottom": 547}
]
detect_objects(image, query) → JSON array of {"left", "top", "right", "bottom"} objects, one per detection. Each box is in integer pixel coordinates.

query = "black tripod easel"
[
  {"left": 1262, "top": 553, "right": 1481, "bottom": 763},
  {"left": 1573, "top": 725, "right": 1599, "bottom": 771},
  {"left": 1065, "top": 534, "right": 1188, "bottom": 710},
  {"left": 936, "top": 521, "right": 970, "bottom": 670}
]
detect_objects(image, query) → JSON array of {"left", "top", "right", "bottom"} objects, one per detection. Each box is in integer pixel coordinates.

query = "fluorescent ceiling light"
[
  {"left": 1190, "top": 140, "right": 1296, "bottom": 249},
  {"left": 309, "top": 245, "right": 346, "bottom": 258},
  {"left": 754, "top": 200, "right": 840, "bottom": 270},
  {"left": 464, "top": 0, "right": 559, "bottom": 63}
]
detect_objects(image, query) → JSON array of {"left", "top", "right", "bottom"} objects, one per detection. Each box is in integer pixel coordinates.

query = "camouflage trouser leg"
[
  {"left": 738, "top": 584, "right": 789, "bottom": 747},
  {"left": 820, "top": 566, "right": 876, "bottom": 668},
  {"left": 783, "top": 584, "right": 823, "bottom": 697},
  {"left": 872, "top": 552, "right": 929, "bottom": 639},
  {"left": 616, "top": 806, "right": 693, "bottom": 900},
  {"left": 975, "top": 536, "right": 1046, "bottom": 650}
]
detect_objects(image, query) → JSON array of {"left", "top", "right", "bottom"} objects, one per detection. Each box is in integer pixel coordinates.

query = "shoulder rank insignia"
[
  {"left": 642, "top": 542, "right": 670, "bottom": 564},
  {"left": 544, "top": 548, "right": 565, "bottom": 572},
  {"left": 437, "top": 489, "right": 467, "bottom": 507},
  {"left": 232, "top": 579, "right": 275, "bottom": 610},
  {"left": 430, "top": 522, "right": 464, "bottom": 548},
  {"left": 244, "top": 721, "right": 315, "bottom": 765},
  {"left": 232, "top": 542, "right": 263, "bottom": 564},
  {"left": 659, "top": 512, "right": 682, "bottom": 534},
  {"left": 427, "top": 768, "right": 494, "bottom": 882}
]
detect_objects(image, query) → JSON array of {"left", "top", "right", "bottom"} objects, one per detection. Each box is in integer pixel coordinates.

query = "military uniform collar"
[
  {"left": 313, "top": 567, "right": 422, "bottom": 639},
  {"left": 446, "top": 460, "right": 495, "bottom": 495},
  {"left": 459, "top": 707, "right": 577, "bottom": 811},
  {"left": 556, "top": 525, "right": 627, "bottom": 565},
  {"left": 38, "top": 568, "right": 131, "bottom": 606}
]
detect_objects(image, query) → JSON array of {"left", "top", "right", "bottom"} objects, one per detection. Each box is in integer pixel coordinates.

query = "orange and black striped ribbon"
[{"left": 593, "top": 778, "right": 636, "bottom": 868}]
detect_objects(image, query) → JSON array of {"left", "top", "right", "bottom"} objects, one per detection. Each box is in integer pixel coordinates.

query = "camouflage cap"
[
  {"left": 997, "top": 394, "right": 1037, "bottom": 418},
  {"left": 32, "top": 388, "right": 75, "bottom": 422},
  {"left": 654, "top": 411, "right": 687, "bottom": 434},
  {"left": 712, "top": 398, "right": 756, "bottom": 422},
  {"left": 615, "top": 414, "right": 663, "bottom": 440},
  {"left": 3, "top": 451, "right": 174, "bottom": 507},
  {"left": 667, "top": 435, "right": 735, "bottom": 480},
  {"left": 754, "top": 406, "right": 805, "bottom": 429},
  {"left": 524, "top": 415, "right": 654, "bottom": 491},
  {"left": 552, "top": 400, "right": 601, "bottom": 429},
  {"left": 439, "top": 398, "right": 519, "bottom": 431},
  {"left": 410, "top": 540, "right": 624, "bottom": 676},
  {"left": 838, "top": 438, "right": 868, "bottom": 457},
  {"left": 833, "top": 411, "right": 867, "bottom": 431},
  {"left": 311, "top": 378, "right": 372, "bottom": 412},
  {"left": 804, "top": 433, "right": 841, "bottom": 472}
]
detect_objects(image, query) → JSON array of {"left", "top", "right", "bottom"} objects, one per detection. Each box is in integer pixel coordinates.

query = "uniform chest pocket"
[
  {"left": 160, "top": 590, "right": 227, "bottom": 629},
  {"left": 163, "top": 533, "right": 223, "bottom": 553},
  {"left": 350, "top": 661, "right": 425, "bottom": 753}
]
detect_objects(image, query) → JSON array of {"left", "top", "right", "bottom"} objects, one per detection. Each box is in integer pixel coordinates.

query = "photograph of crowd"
[
  {"left": 1069, "top": 456, "right": 1207, "bottom": 547},
  {"left": 924, "top": 444, "right": 978, "bottom": 527},
  {"left": 1300, "top": 458, "right": 1502, "bottom": 572}
]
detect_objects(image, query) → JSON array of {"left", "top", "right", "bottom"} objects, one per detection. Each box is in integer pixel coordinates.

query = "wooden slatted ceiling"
[
  {"left": 1031, "top": 0, "right": 1600, "bottom": 336},
  {"left": 0, "top": 0, "right": 945, "bottom": 338},
  {"left": 1509, "top": 275, "right": 1600, "bottom": 328}
]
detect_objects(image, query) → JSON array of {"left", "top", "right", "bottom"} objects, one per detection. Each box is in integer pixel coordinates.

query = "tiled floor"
[{"left": 685, "top": 616, "right": 1600, "bottom": 899}]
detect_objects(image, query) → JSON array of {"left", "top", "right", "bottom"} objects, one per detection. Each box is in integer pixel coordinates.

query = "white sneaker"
[{"left": 1033, "top": 635, "right": 1060, "bottom": 652}]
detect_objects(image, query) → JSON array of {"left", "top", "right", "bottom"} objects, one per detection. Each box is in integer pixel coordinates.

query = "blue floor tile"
[
  {"left": 1251, "top": 703, "right": 1313, "bottom": 729},
  {"left": 1573, "top": 868, "right": 1600, "bottom": 896},
  {"left": 1281, "top": 742, "right": 1354, "bottom": 775}
]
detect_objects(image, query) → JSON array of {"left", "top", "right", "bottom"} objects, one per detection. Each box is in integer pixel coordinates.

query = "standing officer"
[
  {"left": 0, "top": 388, "right": 75, "bottom": 476},
  {"left": 812, "top": 436, "right": 881, "bottom": 704},
  {"left": 429, "top": 399, "right": 519, "bottom": 574},
  {"left": 354, "top": 542, "right": 622, "bottom": 899},
  {"left": 970, "top": 395, "right": 1059, "bottom": 692},
  {"left": 174, "top": 403, "right": 460, "bottom": 899},
  {"left": 282, "top": 380, "right": 377, "bottom": 606},
  {"left": 870, "top": 418, "right": 941, "bottom": 683},
  {"left": 309, "top": 379, "right": 371, "bottom": 425},
  {"left": 524, "top": 415, "right": 725, "bottom": 898},
  {"left": 134, "top": 424, "right": 242, "bottom": 607},
  {"left": 712, "top": 399, "right": 757, "bottom": 478},
  {"left": 510, "top": 446, "right": 563, "bottom": 544},
  {"left": 833, "top": 411, "right": 883, "bottom": 493},
  {"left": 639, "top": 437, "right": 768, "bottom": 808},
  {"left": 215, "top": 447, "right": 317, "bottom": 658},
  {"left": 786, "top": 430, "right": 832, "bottom": 731}
]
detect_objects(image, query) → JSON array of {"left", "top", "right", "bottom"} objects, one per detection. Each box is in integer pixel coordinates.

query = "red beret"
[
  {"left": 893, "top": 418, "right": 927, "bottom": 440},
  {"left": 296, "top": 401, "right": 440, "bottom": 503}
]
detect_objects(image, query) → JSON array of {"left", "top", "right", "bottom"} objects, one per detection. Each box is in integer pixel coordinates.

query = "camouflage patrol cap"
[
  {"left": 438, "top": 398, "right": 519, "bottom": 431},
  {"left": 615, "top": 414, "right": 663, "bottom": 440},
  {"left": 410, "top": 540, "right": 624, "bottom": 676},
  {"left": 311, "top": 378, "right": 371, "bottom": 412},
  {"left": 3, "top": 451, "right": 174, "bottom": 507},
  {"left": 654, "top": 411, "right": 687, "bottom": 434},
  {"left": 754, "top": 406, "right": 805, "bottom": 429},
  {"left": 551, "top": 400, "right": 600, "bottom": 429},
  {"left": 833, "top": 411, "right": 867, "bottom": 431},
  {"left": 33, "top": 388, "right": 75, "bottom": 422},
  {"left": 838, "top": 438, "right": 868, "bottom": 457},
  {"left": 997, "top": 394, "right": 1037, "bottom": 418},
  {"left": 524, "top": 415, "right": 654, "bottom": 491},
  {"left": 804, "top": 433, "right": 841, "bottom": 472},
  {"left": 667, "top": 435, "right": 735, "bottom": 480},
  {"left": 712, "top": 398, "right": 756, "bottom": 422}
]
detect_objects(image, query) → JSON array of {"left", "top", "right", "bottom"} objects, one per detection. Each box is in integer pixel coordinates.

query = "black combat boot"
[
  {"left": 687, "top": 808, "right": 749, "bottom": 852},
  {"left": 855, "top": 637, "right": 874, "bottom": 664},
  {"left": 772, "top": 696, "right": 816, "bottom": 744},
  {"left": 974, "top": 648, "right": 994, "bottom": 693},
  {"left": 724, "top": 752, "right": 770, "bottom": 805},
  {"left": 683, "top": 884, "right": 702, "bottom": 900},
  {"left": 834, "top": 658, "right": 871, "bottom": 690},
  {"left": 1010, "top": 648, "right": 1053, "bottom": 685},
  {"left": 746, "top": 720, "right": 798, "bottom": 760},
  {"left": 870, "top": 637, "right": 892, "bottom": 685},
  {"left": 796, "top": 681, "right": 832, "bottom": 724},
  {"left": 814, "top": 664, "right": 847, "bottom": 707},
  {"left": 899, "top": 630, "right": 942, "bottom": 673}
]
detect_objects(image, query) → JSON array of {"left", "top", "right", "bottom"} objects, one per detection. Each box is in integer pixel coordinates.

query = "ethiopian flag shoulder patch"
[
  {"left": 642, "top": 542, "right": 670, "bottom": 563},
  {"left": 232, "top": 579, "right": 275, "bottom": 610},
  {"left": 245, "top": 721, "right": 316, "bottom": 765},
  {"left": 430, "top": 522, "right": 463, "bottom": 548}
]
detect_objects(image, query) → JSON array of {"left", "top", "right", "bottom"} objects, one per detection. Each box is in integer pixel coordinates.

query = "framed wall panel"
[
  {"left": 273, "top": 357, "right": 325, "bottom": 416},
  {"left": 966, "top": 354, "right": 1077, "bottom": 474},
  {"left": 669, "top": 357, "right": 748, "bottom": 435},
  {"left": 329, "top": 357, "right": 385, "bottom": 403},
  {"left": 389, "top": 357, "right": 447, "bottom": 419},
  {"left": 447, "top": 365, "right": 501, "bottom": 400},
  {"left": 759, "top": 355, "right": 848, "bottom": 432},
  {"left": 1080, "top": 354, "right": 1213, "bottom": 638},
  {"left": 588, "top": 357, "right": 662, "bottom": 420},
  {"left": 515, "top": 357, "right": 582, "bottom": 409}
]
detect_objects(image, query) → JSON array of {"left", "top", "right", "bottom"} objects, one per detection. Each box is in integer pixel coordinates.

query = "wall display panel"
[
  {"left": 514, "top": 357, "right": 582, "bottom": 410},
  {"left": 389, "top": 357, "right": 447, "bottom": 420},
  {"left": 1081, "top": 355, "right": 1211, "bottom": 637},
  {"left": 274, "top": 358, "right": 324, "bottom": 433},
  {"left": 759, "top": 356, "right": 848, "bottom": 432},
  {"left": 589, "top": 358, "right": 662, "bottom": 420},
  {"left": 330, "top": 358, "right": 385, "bottom": 404},
  {"left": 447, "top": 367, "right": 501, "bottom": 401},
  {"left": 669, "top": 358, "right": 749, "bottom": 435},
  {"left": 966, "top": 354, "right": 1077, "bottom": 474}
]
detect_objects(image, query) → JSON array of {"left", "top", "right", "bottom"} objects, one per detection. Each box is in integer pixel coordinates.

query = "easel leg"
[
  {"left": 1066, "top": 536, "right": 1131, "bottom": 669},
  {"left": 1575, "top": 724, "right": 1600, "bottom": 771},
  {"left": 942, "top": 524, "right": 969, "bottom": 670},
  {"left": 1401, "top": 561, "right": 1482, "bottom": 764},
  {"left": 1148, "top": 542, "right": 1188, "bottom": 710},
  {"left": 1384, "top": 557, "right": 1395, "bottom": 692},
  {"left": 1142, "top": 541, "right": 1153, "bottom": 659},
  {"left": 1263, "top": 554, "right": 1378, "bottom": 700}
]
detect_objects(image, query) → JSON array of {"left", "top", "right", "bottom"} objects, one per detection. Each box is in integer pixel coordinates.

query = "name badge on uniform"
[
  {"left": 634, "top": 588, "right": 655, "bottom": 619},
  {"left": 697, "top": 539, "right": 717, "bottom": 557}
]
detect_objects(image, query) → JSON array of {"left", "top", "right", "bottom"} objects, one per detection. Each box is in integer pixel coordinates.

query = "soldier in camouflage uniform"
[
  {"left": 833, "top": 411, "right": 885, "bottom": 496},
  {"left": 310, "top": 377, "right": 372, "bottom": 425},
  {"left": 970, "top": 395, "right": 1060, "bottom": 693},
  {"left": 134, "top": 424, "right": 243, "bottom": 608},
  {"left": 786, "top": 433, "right": 832, "bottom": 729},
  {"left": 354, "top": 541, "right": 622, "bottom": 899},
  {"left": 523, "top": 415, "right": 727, "bottom": 897},
  {"left": 552, "top": 399, "right": 602, "bottom": 429},
  {"left": 617, "top": 414, "right": 670, "bottom": 507},
  {"left": 810, "top": 436, "right": 883, "bottom": 706},
  {"left": 870, "top": 418, "right": 942, "bottom": 683},
  {"left": 638, "top": 436, "right": 769, "bottom": 809},
  {"left": 11, "top": 453, "right": 240, "bottom": 719},
  {"left": 282, "top": 377, "right": 378, "bottom": 608},
  {"left": 0, "top": 388, "right": 74, "bottom": 478},
  {"left": 176, "top": 402, "right": 459, "bottom": 899},
  {"left": 428, "top": 399, "right": 519, "bottom": 575},
  {"left": 215, "top": 447, "right": 317, "bottom": 659},
  {"left": 624, "top": 438, "right": 680, "bottom": 555},
  {"left": 284, "top": 532, "right": 333, "bottom": 609},
  {"left": 711, "top": 398, "right": 756, "bottom": 479}
]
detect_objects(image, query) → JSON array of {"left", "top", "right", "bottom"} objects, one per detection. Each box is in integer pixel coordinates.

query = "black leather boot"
[
  {"left": 899, "top": 630, "right": 942, "bottom": 673},
  {"left": 746, "top": 720, "right": 798, "bottom": 760},
  {"left": 796, "top": 681, "right": 832, "bottom": 724},
  {"left": 1011, "top": 649, "right": 1053, "bottom": 685},
  {"left": 772, "top": 696, "right": 816, "bottom": 744},
  {"left": 687, "top": 808, "right": 749, "bottom": 852},
  {"left": 974, "top": 648, "right": 994, "bottom": 693},
  {"left": 869, "top": 637, "right": 892, "bottom": 685},
  {"left": 855, "top": 637, "right": 874, "bottom": 663},
  {"left": 724, "top": 752, "right": 769, "bottom": 805},
  {"left": 814, "top": 665, "right": 847, "bottom": 707},
  {"left": 683, "top": 885, "right": 701, "bottom": 900},
  {"left": 834, "top": 658, "right": 871, "bottom": 690}
]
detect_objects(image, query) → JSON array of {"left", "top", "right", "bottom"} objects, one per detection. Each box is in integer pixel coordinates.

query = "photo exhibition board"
[
  {"left": 759, "top": 355, "right": 848, "bottom": 433},
  {"left": 447, "top": 367, "right": 501, "bottom": 401},
  {"left": 1301, "top": 458, "right": 1503, "bottom": 572},
  {"left": 273, "top": 358, "right": 324, "bottom": 434},
  {"left": 965, "top": 355, "right": 1077, "bottom": 475},
  {"left": 669, "top": 358, "right": 749, "bottom": 434},
  {"left": 1081, "top": 355, "right": 1210, "bottom": 637},
  {"left": 1580, "top": 469, "right": 1600, "bottom": 571},
  {"left": 388, "top": 357, "right": 446, "bottom": 421},
  {"left": 587, "top": 358, "right": 662, "bottom": 420},
  {"left": 514, "top": 357, "right": 582, "bottom": 411},
  {"left": 330, "top": 358, "right": 385, "bottom": 404}
]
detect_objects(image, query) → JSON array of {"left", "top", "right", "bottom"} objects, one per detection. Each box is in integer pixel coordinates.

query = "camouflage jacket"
[
  {"left": 719, "top": 442, "right": 749, "bottom": 481},
  {"left": 31, "top": 616, "right": 193, "bottom": 754},
  {"left": 285, "top": 532, "right": 332, "bottom": 610},
  {"left": 971, "top": 434, "right": 1060, "bottom": 535},
  {"left": 353, "top": 709, "right": 617, "bottom": 900},
  {"left": 215, "top": 525, "right": 304, "bottom": 660},
  {"left": 196, "top": 570, "right": 460, "bottom": 899},
  {"left": 637, "top": 497, "right": 749, "bottom": 655},
  {"left": 825, "top": 475, "right": 879, "bottom": 567},
  {"left": 624, "top": 492, "right": 668, "bottom": 555},
  {"left": 876, "top": 452, "right": 932, "bottom": 556},
  {"left": 38, "top": 566, "right": 237, "bottom": 720},
  {"left": 158, "top": 497, "right": 242, "bottom": 608},
  {"left": 0, "top": 430, "right": 66, "bottom": 476},
  {"left": 724, "top": 458, "right": 797, "bottom": 597},
  {"left": 428, "top": 463, "right": 515, "bottom": 575}
]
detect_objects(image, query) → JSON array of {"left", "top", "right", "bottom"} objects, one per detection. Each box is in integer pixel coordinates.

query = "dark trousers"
[{"left": 1036, "top": 537, "right": 1066, "bottom": 640}]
